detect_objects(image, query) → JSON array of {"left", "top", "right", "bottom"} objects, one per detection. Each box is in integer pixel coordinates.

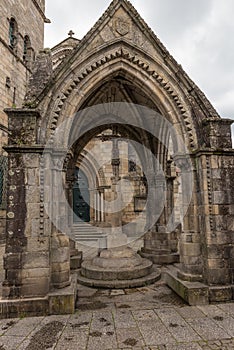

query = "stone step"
[
  {"left": 72, "top": 230, "right": 103, "bottom": 235},
  {"left": 71, "top": 223, "right": 107, "bottom": 247},
  {"left": 74, "top": 235, "right": 107, "bottom": 241},
  {"left": 77, "top": 266, "right": 161, "bottom": 289},
  {"left": 81, "top": 258, "right": 153, "bottom": 281},
  {"left": 72, "top": 225, "right": 103, "bottom": 233}
]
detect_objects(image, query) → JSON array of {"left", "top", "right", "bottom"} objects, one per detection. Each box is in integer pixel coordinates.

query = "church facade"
[{"left": 0, "top": 0, "right": 233, "bottom": 317}]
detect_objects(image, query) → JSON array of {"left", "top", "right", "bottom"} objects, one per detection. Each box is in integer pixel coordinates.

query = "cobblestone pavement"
[{"left": 0, "top": 281, "right": 233, "bottom": 350}]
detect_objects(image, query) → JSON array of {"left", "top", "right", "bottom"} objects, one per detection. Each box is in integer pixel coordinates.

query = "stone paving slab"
[{"left": 0, "top": 282, "right": 233, "bottom": 349}]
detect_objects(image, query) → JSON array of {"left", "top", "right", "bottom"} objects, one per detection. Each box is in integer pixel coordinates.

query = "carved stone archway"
[{"left": 1, "top": 0, "right": 233, "bottom": 316}]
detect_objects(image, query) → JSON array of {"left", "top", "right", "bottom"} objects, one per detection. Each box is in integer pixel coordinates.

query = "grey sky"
[{"left": 44, "top": 0, "right": 234, "bottom": 138}]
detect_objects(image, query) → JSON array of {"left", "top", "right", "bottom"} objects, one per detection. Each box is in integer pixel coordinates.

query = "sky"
[{"left": 44, "top": 0, "right": 234, "bottom": 139}]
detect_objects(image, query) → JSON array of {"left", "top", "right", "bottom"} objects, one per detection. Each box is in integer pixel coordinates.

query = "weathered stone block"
[
  {"left": 21, "top": 268, "right": 50, "bottom": 279},
  {"left": 26, "top": 203, "right": 41, "bottom": 220},
  {"left": 21, "top": 278, "right": 50, "bottom": 297},
  {"left": 51, "top": 233, "right": 70, "bottom": 249},
  {"left": 206, "top": 231, "right": 232, "bottom": 245},
  {"left": 181, "top": 255, "right": 202, "bottom": 266},
  {"left": 181, "top": 243, "right": 201, "bottom": 257},
  {"left": 70, "top": 255, "right": 82, "bottom": 270},
  {"left": 163, "top": 266, "right": 209, "bottom": 305},
  {"left": 27, "top": 237, "right": 50, "bottom": 252},
  {"left": 23, "top": 154, "right": 40, "bottom": 168},
  {"left": 0, "top": 298, "right": 49, "bottom": 319},
  {"left": 213, "top": 191, "right": 225, "bottom": 204},
  {"left": 22, "top": 251, "right": 49, "bottom": 269},
  {"left": 206, "top": 268, "right": 232, "bottom": 285},
  {"left": 26, "top": 168, "right": 39, "bottom": 186},
  {"left": 51, "top": 247, "right": 70, "bottom": 264},
  {"left": 207, "top": 258, "right": 229, "bottom": 269},
  {"left": 209, "top": 285, "right": 233, "bottom": 302},
  {"left": 51, "top": 261, "right": 70, "bottom": 272},
  {"left": 3, "top": 253, "right": 22, "bottom": 269},
  {"left": 49, "top": 274, "right": 77, "bottom": 315},
  {"left": 51, "top": 270, "right": 70, "bottom": 286}
]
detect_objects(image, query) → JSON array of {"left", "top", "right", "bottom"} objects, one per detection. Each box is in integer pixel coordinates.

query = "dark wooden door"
[{"left": 73, "top": 168, "right": 90, "bottom": 222}]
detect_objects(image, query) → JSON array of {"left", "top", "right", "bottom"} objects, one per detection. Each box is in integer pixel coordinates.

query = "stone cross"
[{"left": 68, "top": 30, "right": 75, "bottom": 37}]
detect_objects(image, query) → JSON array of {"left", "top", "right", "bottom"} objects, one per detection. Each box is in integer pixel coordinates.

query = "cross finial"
[{"left": 68, "top": 30, "right": 75, "bottom": 37}]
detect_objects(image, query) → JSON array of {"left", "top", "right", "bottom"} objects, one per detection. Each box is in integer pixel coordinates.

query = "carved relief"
[{"left": 115, "top": 18, "right": 130, "bottom": 36}]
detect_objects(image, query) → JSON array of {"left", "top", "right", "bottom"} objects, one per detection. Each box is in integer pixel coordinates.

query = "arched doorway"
[
  {"left": 73, "top": 168, "right": 90, "bottom": 223},
  {"left": 2, "top": 0, "right": 233, "bottom": 315}
]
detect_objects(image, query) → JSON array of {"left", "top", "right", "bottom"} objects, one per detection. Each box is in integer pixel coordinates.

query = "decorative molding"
[
  {"left": 205, "top": 156, "right": 214, "bottom": 234},
  {"left": 48, "top": 48, "right": 196, "bottom": 149},
  {"left": 39, "top": 155, "right": 45, "bottom": 243}
]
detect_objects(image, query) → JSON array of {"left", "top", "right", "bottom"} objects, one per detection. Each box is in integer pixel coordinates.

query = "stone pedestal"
[
  {"left": 69, "top": 238, "right": 83, "bottom": 270},
  {"left": 51, "top": 233, "right": 71, "bottom": 289},
  {"left": 140, "top": 226, "right": 180, "bottom": 265},
  {"left": 78, "top": 246, "right": 161, "bottom": 288}
]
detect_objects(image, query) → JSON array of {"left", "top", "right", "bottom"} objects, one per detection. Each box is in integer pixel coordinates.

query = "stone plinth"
[
  {"left": 163, "top": 265, "right": 233, "bottom": 305},
  {"left": 78, "top": 246, "right": 161, "bottom": 289},
  {"left": 0, "top": 273, "right": 78, "bottom": 319}
]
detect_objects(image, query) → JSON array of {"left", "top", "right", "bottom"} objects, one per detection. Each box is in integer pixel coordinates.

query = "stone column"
[
  {"left": 173, "top": 154, "right": 203, "bottom": 281},
  {"left": 2, "top": 109, "right": 51, "bottom": 299},
  {"left": 44, "top": 150, "right": 71, "bottom": 289},
  {"left": 196, "top": 118, "right": 234, "bottom": 300},
  {"left": 107, "top": 136, "right": 128, "bottom": 248},
  {"left": 140, "top": 171, "right": 180, "bottom": 264}
]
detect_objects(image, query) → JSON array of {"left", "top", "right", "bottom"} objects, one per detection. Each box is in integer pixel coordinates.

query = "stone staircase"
[{"left": 71, "top": 222, "right": 108, "bottom": 249}]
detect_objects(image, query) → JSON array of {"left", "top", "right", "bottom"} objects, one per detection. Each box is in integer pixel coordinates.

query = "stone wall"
[
  {"left": 0, "top": 0, "right": 45, "bottom": 129},
  {"left": 0, "top": 0, "right": 46, "bottom": 245}
]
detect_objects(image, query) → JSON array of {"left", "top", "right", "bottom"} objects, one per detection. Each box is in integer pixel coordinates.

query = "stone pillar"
[
  {"left": 174, "top": 154, "right": 203, "bottom": 281},
  {"left": 140, "top": 171, "right": 180, "bottom": 264},
  {"left": 195, "top": 118, "right": 234, "bottom": 300},
  {"left": 51, "top": 232, "right": 70, "bottom": 288},
  {"left": 44, "top": 151, "right": 71, "bottom": 289},
  {"left": 2, "top": 109, "right": 50, "bottom": 298}
]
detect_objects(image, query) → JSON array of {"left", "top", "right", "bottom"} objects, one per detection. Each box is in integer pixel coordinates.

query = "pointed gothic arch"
[{"left": 1, "top": 0, "right": 233, "bottom": 317}]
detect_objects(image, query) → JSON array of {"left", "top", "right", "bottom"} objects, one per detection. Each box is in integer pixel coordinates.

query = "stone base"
[
  {"left": 70, "top": 251, "right": 83, "bottom": 270},
  {"left": 162, "top": 265, "right": 209, "bottom": 305},
  {"left": 163, "top": 265, "right": 234, "bottom": 305},
  {"left": 78, "top": 246, "right": 161, "bottom": 289},
  {"left": 209, "top": 285, "right": 233, "bottom": 302},
  {"left": 177, "top": 270, "right": 203, "bottom": 282},
  {"left": 77, "top": 267, "right": 161, "bottom": 289},
  {"left": 0, "top": 273, "right": 77, "bottom": 319},
  {"left": 140, "top": 248, "right": 179, "bottom": 265},
  {"left": 70, "top": 238, "right": 83, "bottom": 270}
]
